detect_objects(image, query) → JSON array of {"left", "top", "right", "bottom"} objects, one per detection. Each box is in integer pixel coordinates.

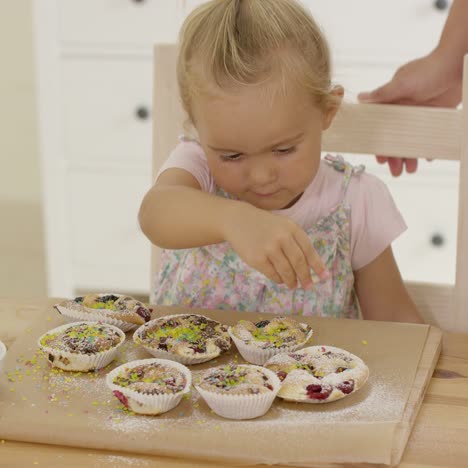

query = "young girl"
[{"left": 139, "top": 0, "right": 423, "bottom": 323}]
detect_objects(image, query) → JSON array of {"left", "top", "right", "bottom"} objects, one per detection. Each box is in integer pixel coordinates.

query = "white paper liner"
[
  {"left": 55, "top": 295, "right": 143, "bottom": 332},
  {"left": 133, "top": 314, "right": 230, "bottom": 365},
  {"left": 0, "top": 339, "right": 6, "bottom": 374},
  {"left": 57, "top": 305, "right": 138, "bottom": 332},
  {"left": 228, "top": 326, "right": 314, "bottom": 365},
  {"left": 106, "top": 358, "right": 192, "bottom": 415},
  {"left": 195, "top": 365, "right": 281, "bottom": 420},
  {"left": 37, "top": 321, "right": 126, "bottom": 372}
]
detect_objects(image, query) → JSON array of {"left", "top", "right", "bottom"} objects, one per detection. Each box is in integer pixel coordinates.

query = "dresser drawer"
[
  {"left": 58, "top": 0, "right": 184, "bottom": 47},
  {"left": 306, "top": 0, "right": 449, "bottom": 62},
  {"left": 62, "top": 59, "right": 153, "bottom": 166},
  {"left": 185, "top": 0, "right": 448, "bottom": 63},
  {"left": 384, "top": 176, "right": 458, "bottom": 284},
  {"left": 68, "top": 170, "right": 151, "bottom": 293},
  {"left": 58, "top": 0, "right": 449, "bottom": 56}
]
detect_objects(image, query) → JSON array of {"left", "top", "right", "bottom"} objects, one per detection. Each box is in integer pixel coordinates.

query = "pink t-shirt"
[{"left": 157, "top": 140, "right": 406, "bottom": 271}]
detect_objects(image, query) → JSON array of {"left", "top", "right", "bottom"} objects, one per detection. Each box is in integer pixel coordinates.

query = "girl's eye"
[
  {"left": 220, "top": 153, "right": 242, "bottom": 161},
  {"left": 274, "top": 146, "right": 296, "bottom": 155}
]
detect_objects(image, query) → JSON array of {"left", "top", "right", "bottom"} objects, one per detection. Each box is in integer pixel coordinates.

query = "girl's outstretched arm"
[
  {"left": 354, "top": 247, "right": 424, "bottom": 323},
  {"left": 139, "top": 168, "right": 242, "bottom": 249},
  {"left": 139, "top": 168, "right": 328, "bottom": 289}
]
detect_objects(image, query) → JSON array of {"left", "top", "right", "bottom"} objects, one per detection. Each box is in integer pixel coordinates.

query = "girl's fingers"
[
  {"left": 282, "top": 236, "right": 313, "bottom": 289},
  {"left": 269, "top": 250, "right": 297, "bottom": 289},
  {"left": 295, "top": 231, "right": 330, "bottom": 282},
  {"left": 262, "top": 260, "right": 283, "bottom": 285}
]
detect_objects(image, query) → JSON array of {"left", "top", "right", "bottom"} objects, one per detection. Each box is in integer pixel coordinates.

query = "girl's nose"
[{"left": 248, "top": 158, "right": 277, "bottom": 186}]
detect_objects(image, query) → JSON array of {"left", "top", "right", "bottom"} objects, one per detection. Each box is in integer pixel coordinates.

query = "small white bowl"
[{"left": 0, "top": 339, "right": 6, "bottom": 374}]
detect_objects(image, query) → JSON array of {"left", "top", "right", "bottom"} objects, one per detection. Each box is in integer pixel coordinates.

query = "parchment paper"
[{"left": 0, "top": 305, "right": 430, "bottom": 466}]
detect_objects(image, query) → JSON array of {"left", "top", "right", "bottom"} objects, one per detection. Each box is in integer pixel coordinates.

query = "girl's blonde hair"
[{"left": 177, "top": 0, "right": 337, "bottom": 122}]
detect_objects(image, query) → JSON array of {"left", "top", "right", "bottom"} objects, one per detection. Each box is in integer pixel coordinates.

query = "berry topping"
[
  {"left": 277, "top": 371, "right": 288, "bottom": 381},
  {"left": 306, "top": 383, "right": 333, "bottom": 400},
  {"left": 215, "top": 338, "right": 231, "bottom": 351},
  {"left": 255, "top": 320, "right": 270, "bottom": 328},
  {"left": 135, "top": 306, "right": 151, "bottom": 322},
  {"left": 113, "top": 390, "right": 129, "bottom": 408},
  {"left": 100, "top": 294, "right": 119, "bottom": 303},
  {"left": 192, "top": 316, "right": 208, "bottom": 326},
  {"left": 289, "top": 353, "right": 303, "bottom": 361},
  {"left": 336, "top": 380, "right": 355, "bottom": 394}
]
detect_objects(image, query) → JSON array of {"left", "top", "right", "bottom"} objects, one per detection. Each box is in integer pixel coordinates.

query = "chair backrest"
[{"left": 152, "top": 43, "right": 468, "bottom": 332}]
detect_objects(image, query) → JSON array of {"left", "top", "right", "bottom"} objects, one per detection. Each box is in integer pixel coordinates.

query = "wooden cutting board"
[{"left": 0, "top": 304, "right": 442, "bottom": 467}]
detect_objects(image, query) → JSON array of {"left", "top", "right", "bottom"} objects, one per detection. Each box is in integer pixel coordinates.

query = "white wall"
[
  {"left": 0, "top": 0, "right": 46, "bottom": 296},
  {"left": 0, "top": 0, "right": 40, "bottom": 203}
]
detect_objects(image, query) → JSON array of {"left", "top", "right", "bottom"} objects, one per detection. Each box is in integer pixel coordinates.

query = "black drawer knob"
[
  {"left": 434, "top": 0, "right": 449, "bottom": 11},
  {"left": 431, "top": 233, "right": 445, "bottom": 247},
  {"left": 135, "top": 106, "right": 150, "bottom": 120}
]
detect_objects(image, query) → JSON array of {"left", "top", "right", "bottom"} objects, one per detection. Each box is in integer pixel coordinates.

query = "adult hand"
[
  {"left": 358, "top": 50, "right": 462, "bottom": 176},
  {"left": 224, "top": 202, "right": 330, "bottom": 289}
]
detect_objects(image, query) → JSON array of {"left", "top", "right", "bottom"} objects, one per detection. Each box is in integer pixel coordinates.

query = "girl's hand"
[{"left": 223, "top": 202, "right": 330, "bottom": 289}]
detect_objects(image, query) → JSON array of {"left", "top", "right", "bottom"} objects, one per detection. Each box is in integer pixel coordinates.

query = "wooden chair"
[{"left": 152, "top": 43, "right": 468, "bottom": 332}]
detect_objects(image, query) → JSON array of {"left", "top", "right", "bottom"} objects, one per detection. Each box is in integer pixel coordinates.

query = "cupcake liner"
[
  {"left": 0, "top": 339, "right": 6, "bottom": 375},
  {"left": 106, "top": 358, "right": 192, "bottom": 415},
  {"left": 55, "top": 296, "right": 140, "bottom": 332},
  {"left": 133, "top": 314, "right": 229, "bottom": 365},
  {"left": 195, "top": 365, "right": 281, "bottom": 420},
  {"left": 37, "top": 321, "right": 126, "bottom": 372},
  {"left": 228, "top": 327, "right": 314, "bottom": 365},
  {"left": 131, "top": 345, "right": 218, "bottom": 365},
  {"left": 57, "top": 304, "right": 138, "bottom": 332}
]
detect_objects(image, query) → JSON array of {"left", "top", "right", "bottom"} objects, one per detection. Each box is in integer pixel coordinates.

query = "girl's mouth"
[{"left": 252, "top": 190, "right": 279, "bottom": 197}]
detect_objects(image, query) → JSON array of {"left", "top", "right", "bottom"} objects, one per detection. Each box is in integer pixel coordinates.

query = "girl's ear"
[{"left": 322, "top": 85, "right": 344, "bottom": 130}]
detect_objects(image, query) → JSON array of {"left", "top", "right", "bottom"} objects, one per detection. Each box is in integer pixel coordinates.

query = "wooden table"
[{"left": 1, "top": 297, "right": 467, "bottom": 468}]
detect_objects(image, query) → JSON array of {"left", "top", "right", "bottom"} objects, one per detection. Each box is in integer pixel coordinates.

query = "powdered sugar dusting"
[{"left": 263, "top": 345, "right": 369, "bottom": 402}]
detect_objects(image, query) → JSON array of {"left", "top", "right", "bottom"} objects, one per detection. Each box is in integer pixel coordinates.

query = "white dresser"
[{"left": 34, "top": 0, "right": 456, "bottom": 298}]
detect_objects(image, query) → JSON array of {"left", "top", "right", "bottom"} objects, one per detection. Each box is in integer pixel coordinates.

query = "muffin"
[
  {"left": 37, "top": 321, "right": 125, "bottom": 371},
  {"left": 195, "top": 364, "right": 280, "bottom": 419},
  {"left": 228, "top": 316, "right": 313, "bottom": 365},
  {"left": 55, "top": 293, "right": 153, "bottom": 332},
  {"left": 106, "top": 358, "right": 191, "bottom": 415},
  {"left": 264, "top": 345, "right": 369, "bottom": 403},
  {"left": 133, "top": 314, "right": 231, "bottom": 365}
]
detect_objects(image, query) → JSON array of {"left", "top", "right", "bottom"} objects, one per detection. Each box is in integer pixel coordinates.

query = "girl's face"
[{"left": 192, "top": 82, "right": 341, "bottom": 210}]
